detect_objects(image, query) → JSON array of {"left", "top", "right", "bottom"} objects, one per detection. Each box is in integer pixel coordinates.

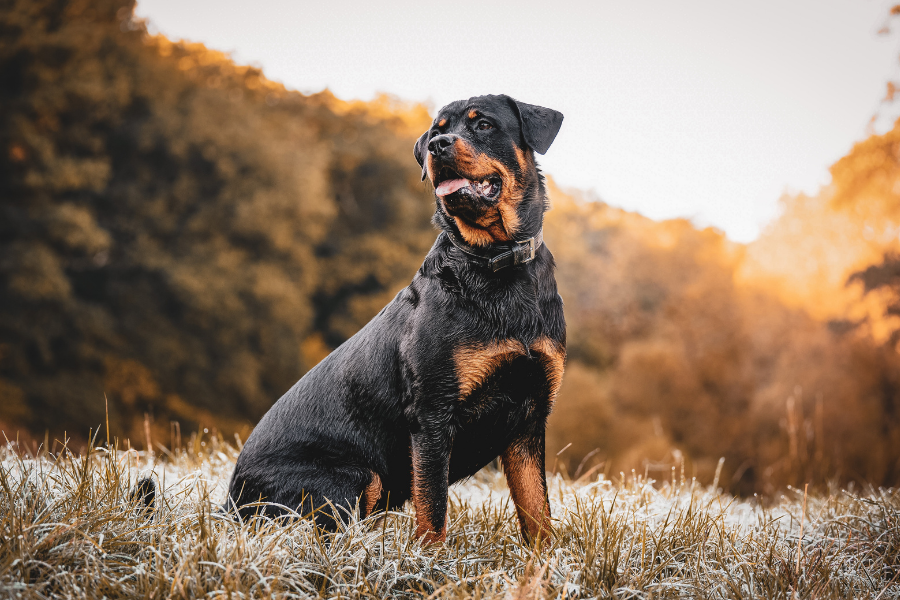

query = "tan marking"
[
  {"left": 454, "top": 339, "right": 527, "bottom": 399},
  {"left": 410, "top": 445, "right": 447, "bottom": 544},
  {"left": 495, "top": 201, "right": 521, "bottom": 241},
  {"left": 427, "top": 142, "right": 506, "bottom": 246},
  {"left": 362, "top": 471, "right": 382, "bottom": 517},
  {"left": 425, "top": 153, "right": 433, "bottom": 179},
  {"left": 438, "top": 118, "right": 447, "bottom": 127},
  {"left": 515, "top": 145, "right": 531, "bottom": 171},
  {"left": 468, "top": 109, "right": 478, "bottom": 119},
  {"left": 447, "top": 140, "right": 524, "bottom": 244},
  {"left": 529, "top": 336, "right": 566, "bottom": 404},
  {"left": 425, "top": 138, "right": 534, "bottom": 246},
  {"left": 450, "top": 215, "right": 501, "bottom": 247},
  {"left": 491, "top": 146, "right": 534, "bottom": 240},
  {"left": 502, "top": 446, "right": 552, "bottom": 546}
]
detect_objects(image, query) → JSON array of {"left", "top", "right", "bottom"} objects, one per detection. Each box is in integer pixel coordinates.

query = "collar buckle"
[
  {"left": 524, "top": 237, "right": 536, "bottom": 261},
  {"left": 488, "top": 237, "right": 538, "bottom": 272}
]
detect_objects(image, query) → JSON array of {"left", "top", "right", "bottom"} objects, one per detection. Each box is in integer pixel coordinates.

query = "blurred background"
[{"left": 2, "top": 0, "right": 900, "bottom": 494}]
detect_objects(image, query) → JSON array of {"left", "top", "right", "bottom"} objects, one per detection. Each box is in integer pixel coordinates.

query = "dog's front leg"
[
  {"left": 410, "top": 427, "right": 453, "bottom": 544},
  {"left": 502, "top": 431, "right": 552, "bottom": 547}
]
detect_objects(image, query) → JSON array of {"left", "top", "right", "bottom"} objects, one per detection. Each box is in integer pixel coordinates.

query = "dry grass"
[{"left": 1, "top": 433, "right": 898, "bottom": 599}]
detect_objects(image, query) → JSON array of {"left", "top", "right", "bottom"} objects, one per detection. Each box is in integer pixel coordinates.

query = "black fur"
[
  {"left": 130, "top": 476, "right": 157, "bottom": 516},
  {"left": 227, "top": 94, "right": 565, "bottom": 543},
  {"left": 510, "top": 99, "right": 564, "bottom": 156}
]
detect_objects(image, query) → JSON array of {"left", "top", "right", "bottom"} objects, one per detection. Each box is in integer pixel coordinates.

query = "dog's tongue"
[{"left": 435, "top": 178, "right": 470, "bottom": 197}]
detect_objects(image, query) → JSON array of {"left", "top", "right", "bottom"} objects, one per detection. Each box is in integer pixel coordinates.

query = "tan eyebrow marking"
[
  {"left": 468, "top": 110, "right": 478, "bottom": 119},
  {"left": 438, "top": 118, "right": 447, "bottom": 127}
]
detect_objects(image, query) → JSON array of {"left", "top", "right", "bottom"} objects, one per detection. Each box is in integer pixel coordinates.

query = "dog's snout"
[{"left": 428, "top": 134, "right": 456, "bottom": 156}]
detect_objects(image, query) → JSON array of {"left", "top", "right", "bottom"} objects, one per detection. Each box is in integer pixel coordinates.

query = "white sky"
[{"left": 136, "top": 0, "right": 900, "bottom": 242}]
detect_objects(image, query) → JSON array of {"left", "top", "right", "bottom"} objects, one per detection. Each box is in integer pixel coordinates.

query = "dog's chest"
[
  {"left": 444, "top": 336, "right": 564, "bottom": 482},
  {"left": 453, "top": 336, "right": 565, "bottom": 406}
]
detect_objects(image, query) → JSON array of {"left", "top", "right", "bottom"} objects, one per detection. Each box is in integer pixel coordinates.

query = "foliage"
[
  {"left": 849, "top": 254, "right": 900, "bottom": 347},
  {"left": 2, "top": 0, "right": 900, "bottom": 496},
  {"left": 0, "top": 0, "right": 435, "bottom": 443},
  {"left": 544, "top": 188, "right": 900, "bottom": 494}
]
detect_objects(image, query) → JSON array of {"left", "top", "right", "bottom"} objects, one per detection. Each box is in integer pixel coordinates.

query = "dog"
[{"left": 226, "top": 94, "right": 565, "bottom": 545}]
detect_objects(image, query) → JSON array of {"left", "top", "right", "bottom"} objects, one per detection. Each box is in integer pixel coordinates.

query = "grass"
[{"left": 1, "top": 433, "right": 898, "bottom": 599}]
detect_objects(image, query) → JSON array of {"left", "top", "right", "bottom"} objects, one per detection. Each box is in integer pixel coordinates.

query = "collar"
[{"left": 443, "top": 229, "right": 543, "bottom": 272}]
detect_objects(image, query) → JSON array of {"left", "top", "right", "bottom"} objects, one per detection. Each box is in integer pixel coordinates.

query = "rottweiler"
[{"left": 226, "top": 94, "right": 565, "bottom": 545}]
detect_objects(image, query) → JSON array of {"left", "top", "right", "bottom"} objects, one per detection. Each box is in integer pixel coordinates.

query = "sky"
[{"left": 135, "top": 0, "right": 900, "bottom": 242}]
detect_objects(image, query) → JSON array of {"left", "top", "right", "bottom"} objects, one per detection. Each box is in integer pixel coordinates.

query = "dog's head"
[{"left": 414, "top": 95, "right": 563, "bottom": 247}]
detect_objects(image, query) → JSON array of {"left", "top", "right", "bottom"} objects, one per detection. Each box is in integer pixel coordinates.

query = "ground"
[{"left": 1, "top": 434, "right": 898, "bottom": 599}]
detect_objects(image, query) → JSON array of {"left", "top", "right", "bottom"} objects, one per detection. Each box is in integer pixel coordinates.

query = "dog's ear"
[
  {"left": 413, "top": 131, "right": 429, "bottom": 181},
  {"left": 511, "top": 100, "right": 564, "bottom": 155}
]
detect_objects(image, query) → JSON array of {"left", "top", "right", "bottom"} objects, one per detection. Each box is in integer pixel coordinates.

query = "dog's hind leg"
[
  {"left": 361, "top": 471, "right": 383, "bottom": 517},
  {"left": 307, "top": 466, "right": 384, "bottom": 530},
  {"left": 241, "top": 465, "right": 381, "bottom": 531}
]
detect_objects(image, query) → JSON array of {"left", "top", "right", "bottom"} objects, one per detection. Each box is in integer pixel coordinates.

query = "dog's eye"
[{"left": 477, "top": 121, "right": 493, "bottom": 131}]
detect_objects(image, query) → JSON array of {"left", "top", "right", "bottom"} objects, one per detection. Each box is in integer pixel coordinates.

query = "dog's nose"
[{"left": 428, "top": 134, "right": 456, "bottom": 156}]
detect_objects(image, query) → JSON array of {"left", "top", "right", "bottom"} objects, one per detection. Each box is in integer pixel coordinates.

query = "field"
[{"left": 1, "top": 434, "right": 898, "bottom": 599}]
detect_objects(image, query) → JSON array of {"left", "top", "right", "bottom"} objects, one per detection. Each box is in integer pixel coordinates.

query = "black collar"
[{"left": 443, "top": 229, "right": 543, "bottom": 272}]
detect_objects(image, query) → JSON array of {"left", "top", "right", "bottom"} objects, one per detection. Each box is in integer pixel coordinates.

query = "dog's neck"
[{"left": 442, "top": 227, "right": 543, "bottom": 273}]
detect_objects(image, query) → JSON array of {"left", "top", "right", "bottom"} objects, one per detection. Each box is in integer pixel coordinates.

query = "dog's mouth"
[{"left": 434, "top": 168, "right": 501, "bottom": 202}]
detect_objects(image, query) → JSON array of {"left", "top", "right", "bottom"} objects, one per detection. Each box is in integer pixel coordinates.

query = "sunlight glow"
[{"left": 135, "top": 0, "right": 900, "bottom": 242}]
